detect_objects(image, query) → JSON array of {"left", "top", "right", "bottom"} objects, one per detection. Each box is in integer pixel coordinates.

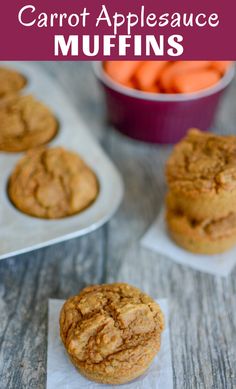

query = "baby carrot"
[
  {"left": 122, "top": 80, "right": 136, "bottom": 89},
  {"left": 211, "top": 61, "right": 233, "bottom": 75},
  {"left": 160, "top": 61, "right": 211, "bottom": 92},
  {"left": 134, "top": 61, "right": 168, "bottom": 91},
  {"left": 173, "top": 69, "right": 220, "bottom": 94},
  {"left": 104, "top": 61, "right": 141, "bottom": 85},
  {"left": 140, "top": 84, "right": 161, "bottom": 93}
]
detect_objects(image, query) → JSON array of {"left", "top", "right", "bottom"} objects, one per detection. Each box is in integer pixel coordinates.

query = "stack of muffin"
[{"left": 165, "top": 128, "right": 236, "bottom": 254}]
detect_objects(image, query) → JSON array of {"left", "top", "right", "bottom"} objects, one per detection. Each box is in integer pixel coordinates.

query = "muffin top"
[
  {"left": 8, "top": 147, "right": 99, "bottom": 219},
  {"left": 166, "top": 129, "right": 236, "bottom": 195},
  {"left": 0, "top": 67, "right": 26, "bottom": 97},
  {"left": 0, "top": 94, "right": 58, "bottom": 151},
  {"left": 60, "top": 283, "right": 164, "bottom": 373}
]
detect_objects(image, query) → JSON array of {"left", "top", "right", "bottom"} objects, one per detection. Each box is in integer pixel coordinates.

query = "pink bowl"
[{"left": 93, "top": 62, "right": 235, "bottom": 144}]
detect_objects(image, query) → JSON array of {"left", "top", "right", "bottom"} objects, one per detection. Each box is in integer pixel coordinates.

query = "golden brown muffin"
[
  {"left": 0, "top": 94, "right": 58, "bottom": 152},
  {"left": 0, "top": 67, "right": 26, "bottom": 98},
  {"left": 166, "top": 208, "right": 236, "bottom": 254},
  {"left": 8, "top": 147, "right": 99, "bottom": 219},
  {"left": 166, "top": 128, "right": 236, "bottom": 220},
  {"left": 60, "top": 283, "right": 164, "bottom": 384}
]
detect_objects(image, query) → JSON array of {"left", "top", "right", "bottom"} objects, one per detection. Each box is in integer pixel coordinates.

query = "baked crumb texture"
[
  {"left": 0, "top": 67, "right": 26, "bottom": 98},
  {"left": 60, "top": 283, "right": 164, "bottom": 384},
  {"left": 166, "top": 129, "right": 236, "bottom": 254},
  {"left": 0, "top": 94, "right": 58, "bottom": 152},
  {"left": 8, "top": 147, "right": 99, "bottom": 219}
]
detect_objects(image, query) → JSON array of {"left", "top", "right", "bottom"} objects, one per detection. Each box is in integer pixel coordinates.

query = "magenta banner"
[{"left": 0, "top": 0, "right": 234, "bottom": 60}]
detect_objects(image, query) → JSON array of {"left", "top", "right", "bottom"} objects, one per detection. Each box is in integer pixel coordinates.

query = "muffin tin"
[{"left": 0, "top": 62, "right": 123, "bottom": 260}]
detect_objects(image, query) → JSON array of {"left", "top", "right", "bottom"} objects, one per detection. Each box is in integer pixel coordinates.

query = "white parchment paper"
[
  {"left": 141, "top": 209, "right": 236, "bottom": 277},
  {"left": 47, "top": 298, "right": 173, "bottom": 389}
]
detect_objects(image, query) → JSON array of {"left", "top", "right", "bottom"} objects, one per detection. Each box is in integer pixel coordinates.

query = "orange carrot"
[
  {"left": 160, "top": 61, "right": 211, "bottom": 92},
  {"left": 122, "top": 80, "right": 135, "bottom": 89},
  {"left": 104, "top": 61, "right": 141, "bottom": 85},
  {"left": 140, "top": 84, "right": 161, "bottom": 93},
  {"left": 134, "top": 61, "right": 168, "bottom": 91},
  {"left": 173, "top": 69, "right": 220, "bottom": 94},
  {"left": 211, "top": 61, "right": 233, "bottom": 75}
]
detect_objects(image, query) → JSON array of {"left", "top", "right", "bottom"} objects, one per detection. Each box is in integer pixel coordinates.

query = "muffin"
[
  {"left": 59, "top": 283, "right": 164, "bottom": 384},
  {"left": 166, "top": 128, "right": 236, "bottom": 221},
  {"left": 0, "top": 94, "right": 58, "bottom": 152},
  {"left": 166, "top": 208, "right": 236, "bottom": 254},
  {"left": 0, "top": 66, "right": 26, "bottom": 98},
  {"left": 8, "top": 147, "right": 99, "bottom": 219},
  {"left": 165, "top": 128, "right": 236, "bottom": 254}
]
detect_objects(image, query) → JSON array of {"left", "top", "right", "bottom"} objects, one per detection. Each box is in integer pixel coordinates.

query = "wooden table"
[{"left": 0, "top": 62, "right": 236, "bottom": 389}]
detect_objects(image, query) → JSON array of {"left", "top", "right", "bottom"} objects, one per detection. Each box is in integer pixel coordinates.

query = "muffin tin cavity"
[
  {"left": 7, "top": 147, "right": 99, "bottom": 219},
  {"left": 0, "top": 93, "right": 59, "bottom": 152}
]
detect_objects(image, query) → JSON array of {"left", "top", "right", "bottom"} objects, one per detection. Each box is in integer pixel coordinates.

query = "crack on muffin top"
[{"left": 166, "top": 129, "right": 236, "bottom": 195}]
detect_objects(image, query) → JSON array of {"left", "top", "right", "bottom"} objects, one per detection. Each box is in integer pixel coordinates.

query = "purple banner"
[{"left": 0, "top": 0, "right": 234, "bottom": 60}]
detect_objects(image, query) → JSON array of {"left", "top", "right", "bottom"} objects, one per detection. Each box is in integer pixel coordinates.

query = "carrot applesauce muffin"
[
  {"left": 166, "top": 129, "right": 236, "bottom": 220},
  {"left": 166, "top": 208, "right": 236, "bottom": 254},
  {"left": 165, "top": 128, "right": 236, "bottom": 254},
  {"left": 60, "top": 283, "right": 164, "bottom": 384},
  {"left": 0, "top": 66, "right": 26, "bottom": 98},
  {"left": 8, "top": 147, "right": 99, "bottom": 219},
  {"left": 0, "top": 94, "right": 58, "bottom": 152}
]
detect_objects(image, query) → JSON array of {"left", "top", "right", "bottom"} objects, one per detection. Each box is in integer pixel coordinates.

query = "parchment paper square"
[
  {"left": 141, "top": 209, "right": 236, "bottom": 277},
  {"left": 47, "top": 298, "right": 173, "bottom": 389}
]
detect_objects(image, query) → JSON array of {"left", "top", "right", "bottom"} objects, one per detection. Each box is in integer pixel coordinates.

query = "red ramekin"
[{"left": 93, "top": 62, "right": 235, "bottom": 144}]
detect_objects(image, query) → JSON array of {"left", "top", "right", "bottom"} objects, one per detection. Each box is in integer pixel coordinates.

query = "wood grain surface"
[{"left": 0, "top": 62, "right": 236, "bottom": 389}]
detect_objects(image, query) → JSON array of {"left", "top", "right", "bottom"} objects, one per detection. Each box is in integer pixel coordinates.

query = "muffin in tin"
[
  {"left": 8, "top": 147, "right": 99, "bottom": 219},
  {"left": 0, "top": 94, "right": 58, "bottom": 152},
  {"left": 0, "top": 66, "right": 26, "bottom": 98}
]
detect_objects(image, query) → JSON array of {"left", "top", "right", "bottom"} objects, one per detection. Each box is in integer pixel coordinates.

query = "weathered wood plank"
[{"left": 0, "top": 231, "right": 106, "bottom": 389}]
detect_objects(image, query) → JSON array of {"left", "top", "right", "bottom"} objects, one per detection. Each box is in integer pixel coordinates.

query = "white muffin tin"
[{"left": 0, "top": 62, "right": 123, "bottom": 260}]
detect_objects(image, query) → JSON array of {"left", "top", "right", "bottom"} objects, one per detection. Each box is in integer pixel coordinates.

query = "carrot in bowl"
[
  {"left": 211, "top": 61, "right": 233, "bottom": 76},
  {"left": 160, "top": 61, "right": 211, "bottom": 92},
  {"left": 134, "top": 61, "right": 168, "bottom": 91},
  {"left": 140, "top": 84, "right": 161, "bottom": 93},
  {"left": 104, "top": 61, "right": 141, "bottom": 85},
  {"left": 172, "top": 69, "right": 220, "bottom": 94},
  {"left": 120, "top": 79, "right": 136, "bottom": 89},
  {"left": 103, "top": 60, "right": 233, "bottom": 95}
]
